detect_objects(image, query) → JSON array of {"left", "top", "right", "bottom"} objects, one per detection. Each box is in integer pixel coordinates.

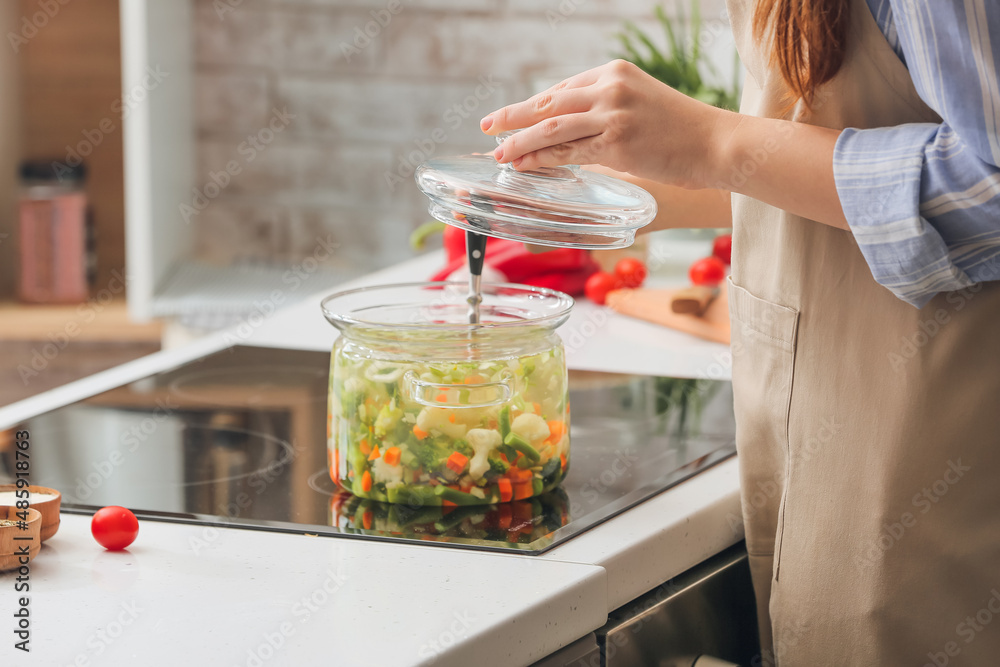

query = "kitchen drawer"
[
  {"left": 530, "top": 633, "right": 601, "bottom": 667},
  {"left": 597, "top": 543, "right": 759, "bottom": 667}
]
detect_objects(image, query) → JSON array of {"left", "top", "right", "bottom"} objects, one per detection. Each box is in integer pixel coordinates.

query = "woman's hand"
[{"left": 480, "top": 60, "right": 733, "bottom": 190}]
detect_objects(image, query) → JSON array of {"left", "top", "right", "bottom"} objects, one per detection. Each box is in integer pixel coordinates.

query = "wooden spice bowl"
[
  {"left": 0, "top": 485, "right": 61, "bottom": 541},
  {"left": 0, "top": 507, "right": 41, "bottom": 572}
]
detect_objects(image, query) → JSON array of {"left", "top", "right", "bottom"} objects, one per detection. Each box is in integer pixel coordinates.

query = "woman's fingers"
[
  {"left": 481, "top": 87, "right": 594, "bottom": 135},
  {"left": 493, "top": 112, "right": 605, "bottom": 164},
  {"left": 534, "top": 66, "right": 603, "bottom": 95},
  {"left": 510, "top": 133, "right": 613, "bottom": 172}
]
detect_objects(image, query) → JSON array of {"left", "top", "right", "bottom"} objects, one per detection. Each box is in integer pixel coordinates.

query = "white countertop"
[{"left": 0, "top": 251, "right": 742, "bottom": 667}]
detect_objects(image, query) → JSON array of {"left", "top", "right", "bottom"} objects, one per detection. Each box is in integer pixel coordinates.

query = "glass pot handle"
[{"left": 404, "top": 371, "right": 512, "bottom": 409}]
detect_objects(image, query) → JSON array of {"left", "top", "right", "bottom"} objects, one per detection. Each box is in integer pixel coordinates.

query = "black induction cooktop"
[{"left": 0, "top": 346, "right": 736, "bottom": 554}]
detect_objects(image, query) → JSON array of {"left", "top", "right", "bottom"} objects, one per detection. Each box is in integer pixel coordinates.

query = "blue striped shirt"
[{"left": 832, "top": 0, "right": 1000, "bottom": 308}]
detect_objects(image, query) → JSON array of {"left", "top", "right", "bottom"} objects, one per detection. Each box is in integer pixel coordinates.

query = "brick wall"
[{"left": 192, "top": 0, "right": 733, "bottom": 277}]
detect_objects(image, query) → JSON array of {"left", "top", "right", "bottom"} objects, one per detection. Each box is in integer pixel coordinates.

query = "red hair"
[{"left": 754, "top": 0, "right": 851, "bottom": 107}]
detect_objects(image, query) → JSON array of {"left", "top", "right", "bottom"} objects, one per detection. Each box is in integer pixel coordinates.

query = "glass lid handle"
[{"left": 496, "top": 131, "right": 582, "bottom": 181}]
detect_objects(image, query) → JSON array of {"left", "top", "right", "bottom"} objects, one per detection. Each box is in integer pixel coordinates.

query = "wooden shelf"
[{"left": 0, "top": 299, "right": 162, "bottom": 342}]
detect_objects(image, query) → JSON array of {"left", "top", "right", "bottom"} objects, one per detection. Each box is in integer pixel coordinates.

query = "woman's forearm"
[
  {"left": 481, "top": 61, "right": 848, "bottom": 231},
  {"left": 587, "top": 165, "right": 732, "bottom": 231},
  {"left": 713, "top": 111, "right": 849, "bottom": 230}
]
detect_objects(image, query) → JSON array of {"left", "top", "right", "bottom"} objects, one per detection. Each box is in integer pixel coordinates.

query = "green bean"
[
  {"left": 499, "top": 405, "right": 512, "bottom": 439},
  {"left": 504, "top": 432, "right": 540, "bottom": 462}
]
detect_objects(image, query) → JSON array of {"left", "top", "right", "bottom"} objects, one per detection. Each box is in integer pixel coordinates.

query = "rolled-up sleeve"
[{"left": 832, "top": 0, "right": 1000, "bottom": 309}]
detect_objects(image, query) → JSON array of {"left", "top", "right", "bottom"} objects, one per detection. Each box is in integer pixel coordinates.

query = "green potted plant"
[{"left": 615, "top": 2, "right": 740, "bottom": 110}]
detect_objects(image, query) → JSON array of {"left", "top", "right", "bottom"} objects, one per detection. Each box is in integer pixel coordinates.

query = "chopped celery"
[{"left": 400, "top": 449, "right": 419, "bottom": 469}]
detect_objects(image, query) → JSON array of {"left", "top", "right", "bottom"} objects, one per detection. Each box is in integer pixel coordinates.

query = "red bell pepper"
[
  {"left": 491, "top": 247, "right": 589, "bottom": 280},
  {"left": 411, "top": 221, "right": 511, "bottom": 263},
  {"left": 443, "top": 224, "right": 466, "bottom": 262},
  {"left": 520, "top": 260, "right": 601, "bottom": 296},
  {"left": 430, "top": 243, "right": 597, "bottom": 289}
]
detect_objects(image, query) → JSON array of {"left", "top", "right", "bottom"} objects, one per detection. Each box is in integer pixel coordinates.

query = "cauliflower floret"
[
  {"left": 371, "top": 456, "right": 404, "bottom": 486},
  {"left": 416, "top": 407, "right": 467, "bottom": 440},
  {"left": 465, "top": 428, "right": 502, "bottom": 480},
  {"left": 512, "top": 413, "right": 550, "bottom": 444},
  {"left": 455, "top": 404, "right": 499, "bottom": 427}
]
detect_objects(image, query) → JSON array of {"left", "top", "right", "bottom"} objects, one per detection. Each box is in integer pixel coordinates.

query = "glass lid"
[{"left": 414, "top": 132, "right": 657, "bottom": 249}]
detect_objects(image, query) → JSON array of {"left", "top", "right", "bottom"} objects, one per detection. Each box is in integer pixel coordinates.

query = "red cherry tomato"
[
  {"left": 613, "top": 257, "right": 648, "bottom": 289},
  {"left": 91, "top": 506, "right": 139, "bottom": 551},
  {"left": 584, "top": 271, "right": 624, "bottom": 305},
  {"left": 712, "top": 234, "right": 733, "bottom": 265},
  {"left": 689, "top": 256, "right": 727, "bottom": 287}
]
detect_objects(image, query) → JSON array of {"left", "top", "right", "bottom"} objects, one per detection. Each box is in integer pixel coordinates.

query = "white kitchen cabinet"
[{"left": 120, "top": 0, "right": 193, "bottom": 322}]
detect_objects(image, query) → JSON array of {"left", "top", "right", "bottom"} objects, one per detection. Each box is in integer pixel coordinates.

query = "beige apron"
[{"left": 725, "top": 0, "right": 1000, "bottom": 663}]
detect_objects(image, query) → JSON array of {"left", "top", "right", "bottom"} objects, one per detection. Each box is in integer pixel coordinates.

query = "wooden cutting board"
[{"left": 605, "top": 282, "right": 731, "bottom": 344}]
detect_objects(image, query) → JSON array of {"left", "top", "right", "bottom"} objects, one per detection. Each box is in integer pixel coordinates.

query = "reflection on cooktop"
[
  {"left": 168, "top": 365, "right": 328, "bottom": 406},
  {"left": 0, "top": 346, "right": 736, "bottom": 554}
]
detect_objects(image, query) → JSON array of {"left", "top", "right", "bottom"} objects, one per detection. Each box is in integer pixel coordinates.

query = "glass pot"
[{"left": 322, "top": 282, "right": 572, "bottom": 505}]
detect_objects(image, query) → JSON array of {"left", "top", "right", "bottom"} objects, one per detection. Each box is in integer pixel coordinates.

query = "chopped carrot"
[
  {"left": 359, "top": 438, "right": 371, "bottom": 456},
  {"left": 513, "top": 481, "right": 533, "bottom": 500},
  {"left": 413, "top": 425, "right": 428, "bottom": 440},
  {"left": 497, "top": 478, "right": 513, "bottom": 502},
  {"left": 499, "top": 452, "right": 509, "bottom": 464},
  {"left": 435, "top": 393, "right": 449, "bottom": 402},
  {"left": 446, "top": 451, "right": 468, "bottom": 474},
  {"left": 506, "top": 467, "right": 533, "bottom": 482},
  {"left": 368, "top": 445, "right": 381, "bottom": 461},
  {"left": 362, "top": 509, "right": 373, "bottom": 530},
  {"left": 383, "top": 446, "right": 401, "bottom": 466},
  {"left": 560, "top": 453, "right": 567, "bottom": 471},
  {"left": 546, "top": 420, "right": 565, "bottom": 443},
  {"left": 463, "top": 375, "right": 486, "bottom": 385},
  {"left": 442, "top": 500, "right": 457, "bottom": 511},
  {"left": 448, "top": 413, "right": 456, "bottom": 423},
  {"left": 360, "top": 470, "right": 372, "bottom": 492}
]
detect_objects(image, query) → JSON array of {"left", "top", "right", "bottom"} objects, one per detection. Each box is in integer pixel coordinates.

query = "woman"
[{"left": 483, "top": 0, "right": 1000, "bottom": 664}]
